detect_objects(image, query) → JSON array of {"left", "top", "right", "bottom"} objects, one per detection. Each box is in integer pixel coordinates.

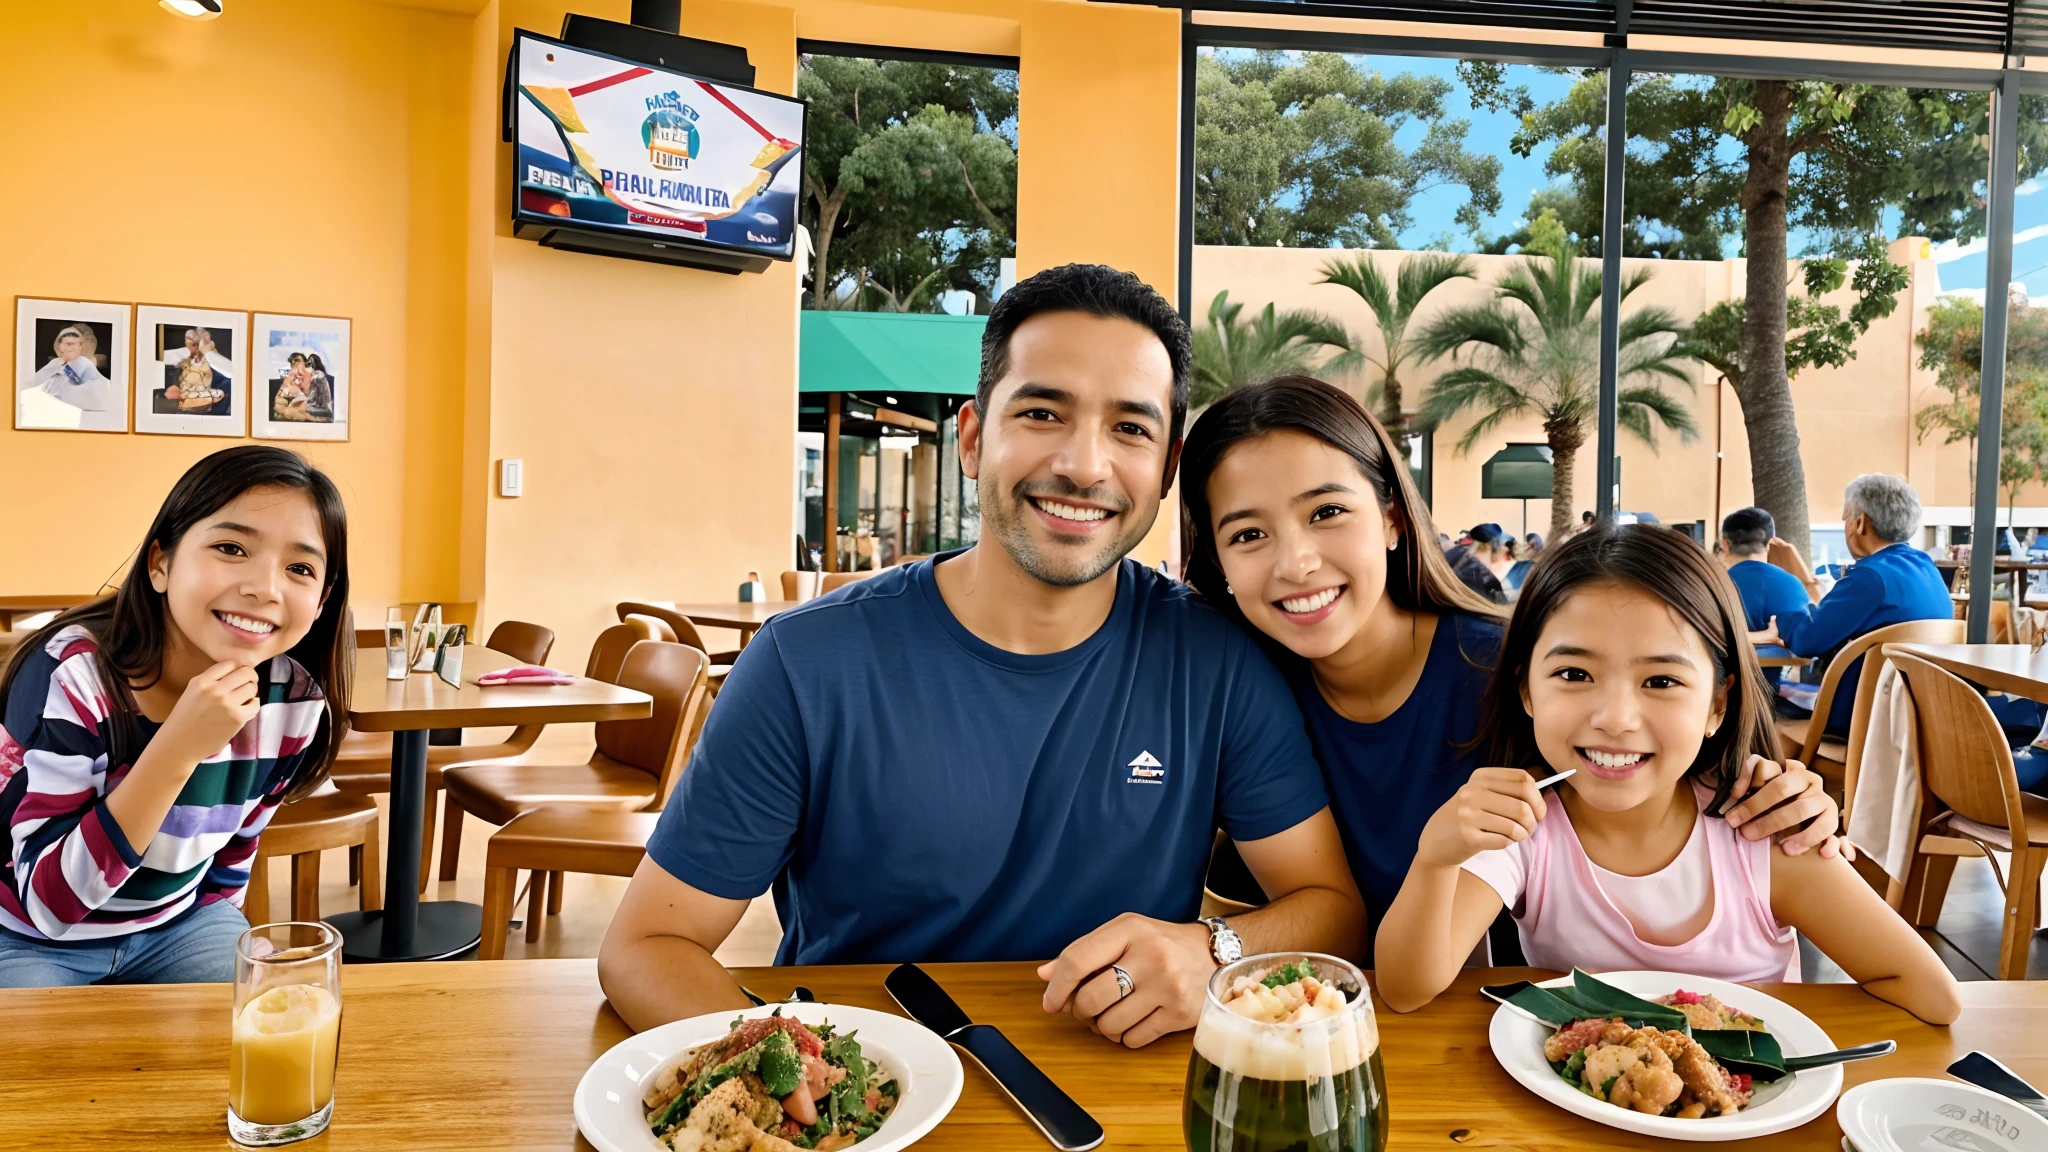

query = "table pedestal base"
[{"left": 329, "top": 902, "right": 483, "bottom": 963}]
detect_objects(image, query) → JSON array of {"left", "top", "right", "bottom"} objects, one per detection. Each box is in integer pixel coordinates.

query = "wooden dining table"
[
  {"left": 7, "top": 960, "right": 2042, "bottom": 1151},
  {"left": 1891, "top": 642, "right": 2048, "bottom": 705},
  {"left": 666, "top": 600, "right": 792, "bottom": 647},
  {"left": 329, "top": 646, "right": 650, "bottom": 963}
]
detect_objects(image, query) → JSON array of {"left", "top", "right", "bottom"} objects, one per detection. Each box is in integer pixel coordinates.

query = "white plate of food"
[
  {"left": 1838, "top": 1078, "right": 2048, "bottom": 1152},
  {"left": 1486, "top": 970, "right": 1845, "bottom": 1142},
  {"left": 575, "top": 1002, "right": 965, "bottom": 1152}
]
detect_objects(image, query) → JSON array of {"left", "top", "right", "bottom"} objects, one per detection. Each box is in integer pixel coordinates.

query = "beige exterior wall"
[{"left": 1191, "top": 241, "right": 2020, "bottom": 545}]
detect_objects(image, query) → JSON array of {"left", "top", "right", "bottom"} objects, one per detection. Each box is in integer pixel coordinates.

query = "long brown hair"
[
  {"left": 0, "top": 446, "right": 353, "bottom": 803},
  {"left": 1476, "top": 523, "right": 1777, "bottom": 814},
  {"left": 1178, "top": 375, "right": 1503, "bottom": 664}
]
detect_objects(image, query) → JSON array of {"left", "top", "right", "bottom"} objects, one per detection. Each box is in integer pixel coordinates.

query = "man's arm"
[
  {"left": 599, "top": 857, "right": 755, "bottom": 1032},
  {"left": 1035, "top": 808, "right": 1366, "bottom": 1049},
  {"left": 597, "top": 628, "right": 808, "bottom": 1032},
  {"left": 1774, "top": 565, "right": 1882, "bottom": 657},
  {"left": 1767, "top": 537, "right": 1823, "bottom": 603}
]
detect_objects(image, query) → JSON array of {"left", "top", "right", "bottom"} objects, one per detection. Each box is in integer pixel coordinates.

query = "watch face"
[{"left": 1209, "top": 921, "right": 1244, "bottom": 964}]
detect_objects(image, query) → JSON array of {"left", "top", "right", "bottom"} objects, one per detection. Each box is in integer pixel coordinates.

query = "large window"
[
  {"left": 1192, "top": 50, "right": 1636, "bottom": 545},
  {"left": 1191, "top": 44, "right": 2045, "bottom": 573},
  {"left": 794, "top": 48, "right": 1015, "bottom": 570}
]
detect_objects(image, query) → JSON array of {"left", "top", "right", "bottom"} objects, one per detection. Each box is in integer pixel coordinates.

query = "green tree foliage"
[
  {"left": 1315, "top": 253, "right": 1475, "bottom": 445},
  {"left": 1916, "top": 296, "right": 2048, "bottom": 527},
  {"left": 1480, "top": 65, "right": 2048, "bottom": 556},
  {"left": 1194, "top": 51, "right": 1504, "bottom": 249},
  {"left": 798, "top": 56, "right": 1017, "bottom": 312},
  {"left": 1412, "top": 248, "right": 1699, "bottom": 537},
  {"left": 1190, "top": 291, "right": 1353, "bottom": 410}
]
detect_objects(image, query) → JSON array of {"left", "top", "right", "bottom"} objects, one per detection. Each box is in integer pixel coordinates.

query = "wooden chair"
[
  {"left": 479, "top": 809, "right": 661, "bottom": 959},
  {"left": 332, "top": 620, "right": 557, "bottom": 892},
  {"left": 616, "top": 602, "right": 741, "bottom": 665},
  {"left": 444, "top": 640, "right": 710, "bottom": 937},
  {"left": 432, "top": 622, "right": 649, "bottom": 883},
  {"left": 248, "top": 785, "right": 382, "bottom": 923},
  {"left": 822, "top": 571, "right": 872, "bottom": 593},
  {"left": 1777, "top": 619, "right": 1965, "bottom": 792},
  {"left": 476, "top": 631, "right": 719, "bottom": 958},
  {"left": 1888, "top": 650, "right": 2048, "bottom": 979}
]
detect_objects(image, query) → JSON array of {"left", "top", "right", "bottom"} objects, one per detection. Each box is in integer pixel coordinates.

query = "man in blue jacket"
[{"left": 1755, "top": 474, "right": 1954, "bottom": 733}]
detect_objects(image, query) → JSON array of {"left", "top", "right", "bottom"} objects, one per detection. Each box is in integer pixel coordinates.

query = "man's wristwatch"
[{"left": 1201, "top": 916, "right": 1243, "bottom": 966}]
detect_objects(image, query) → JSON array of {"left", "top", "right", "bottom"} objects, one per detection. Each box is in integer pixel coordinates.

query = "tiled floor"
[{"left": 281, "top": 724, "right": 2043, "bottom": 979}]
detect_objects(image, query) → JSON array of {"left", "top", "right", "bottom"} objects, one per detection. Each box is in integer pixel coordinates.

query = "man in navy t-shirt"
[
  {"left": 1718, "top": 506, "right": 1813, "bottom": 687},
  {"left": 599, "top": 265, "right": 1366, "bottom": 1049}
]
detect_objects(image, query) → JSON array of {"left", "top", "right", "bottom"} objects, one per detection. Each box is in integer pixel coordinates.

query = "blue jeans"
[{"left": 0, "top": 898, "right": 249, "bottom": 987}]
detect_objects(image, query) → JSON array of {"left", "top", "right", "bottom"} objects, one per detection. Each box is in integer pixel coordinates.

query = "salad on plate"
[{"left": 643, "top": 1010, "right": 899, "bottom": 1151}]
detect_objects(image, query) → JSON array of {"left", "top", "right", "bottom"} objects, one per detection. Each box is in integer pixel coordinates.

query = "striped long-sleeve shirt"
[{"left": 0, "top": 625, "right": 325, "bottom": 942}]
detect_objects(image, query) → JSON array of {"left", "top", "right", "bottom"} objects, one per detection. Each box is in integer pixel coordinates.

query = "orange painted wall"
[
  {"left": 3, "top": 0, "right": 1185, "bottom": 652},
  {"left": 0, "top": 1, "right": 472, "bottom": 608}
]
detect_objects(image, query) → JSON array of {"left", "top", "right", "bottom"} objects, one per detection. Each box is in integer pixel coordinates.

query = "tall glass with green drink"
[{"left": 1183, "top": 953, "right": 1387, "bottom": 1152}]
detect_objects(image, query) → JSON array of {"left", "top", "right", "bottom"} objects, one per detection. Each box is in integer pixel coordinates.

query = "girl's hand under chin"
[
  {"left": 1415, "top": 767, "right": 1549, "bottom": 869},
  {"left": 1718, "top": 753, "right": 1853, "bottom": 859}
]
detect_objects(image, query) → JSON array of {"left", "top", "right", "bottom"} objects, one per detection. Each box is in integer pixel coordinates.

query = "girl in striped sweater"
[{"left": 0, "top": 446, "right": 350, "bottom": 985}]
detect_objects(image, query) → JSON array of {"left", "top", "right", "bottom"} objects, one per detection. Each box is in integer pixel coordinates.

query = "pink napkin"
[{"left": 474, "top": 666, "right": 574, "bottom": 686}]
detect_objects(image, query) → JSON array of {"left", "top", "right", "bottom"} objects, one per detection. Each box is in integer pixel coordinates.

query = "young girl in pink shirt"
[{"left": 1373, "top": 524, "right": 1960, "bottom": 1024}]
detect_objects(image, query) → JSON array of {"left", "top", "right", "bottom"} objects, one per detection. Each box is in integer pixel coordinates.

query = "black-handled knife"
[
  {"left": 1949, "top": 1051, "right": 2048, "bottom": 1122},
  {"left": 885, "top": 963, "right": 1105, "bottom": 1152}
]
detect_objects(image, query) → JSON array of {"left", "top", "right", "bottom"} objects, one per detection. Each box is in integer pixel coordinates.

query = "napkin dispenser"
[{"left": 433, "top": 624, "right": 466, "bottom": 687}]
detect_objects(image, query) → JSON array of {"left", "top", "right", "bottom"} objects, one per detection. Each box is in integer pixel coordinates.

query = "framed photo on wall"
[
  {"left": 133, "top": 304, "right": 248, "bottom": 437},
  {"left": 13, "top": 297, "right": 131, "bottom": 433},
  {"left": 251, "top": 313, "right": 350, "bottom": 441}
]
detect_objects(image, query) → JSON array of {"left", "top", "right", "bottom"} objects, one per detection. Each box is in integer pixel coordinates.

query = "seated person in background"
[
  {"left": 1445, "top": 525, "right": 1508, "bottom": 602},
  {"left": 1717, "top": 506, "right": 1811, "bottom": 688},
  {"left": 1753, "top": 474, "right": 1954, "bottom": 734},
  {"left": 597, "top": 264, "right": 1366, "bottom": 1046}
]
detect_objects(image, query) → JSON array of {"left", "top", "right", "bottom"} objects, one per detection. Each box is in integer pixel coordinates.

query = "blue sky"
[{"left": 1210, "top": 49, "right": 2048, "bottom": 298}]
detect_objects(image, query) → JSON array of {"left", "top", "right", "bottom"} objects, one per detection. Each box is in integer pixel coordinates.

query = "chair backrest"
[
  {"left": 616, "top": 601, "right": 710, "bottom": 652},
  {"left": 1889, "top": 650, "right": 2030, "bottom": 837},
  {"left": 585, "top": 624, "right": 645, "bottom": 684},
  {"left": 594, "top": 641, "right": 709, "bottom": 802},
  {"left": 624, "top": 613, "right": 678, "bottom": 643},
  {"left": 1798, "top": 617, "right": 1966, "bottom": 764},
  {"left": 821, "top": 571, "right": 873, "bottom": 593},
  {"left": 484, "top": 620, "right": 554, "bottom": 666},
  {"left": 780, "top": 571, "right": 800, "bottom": 600}
]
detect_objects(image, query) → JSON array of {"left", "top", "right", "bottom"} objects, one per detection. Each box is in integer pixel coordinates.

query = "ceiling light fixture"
[{"left": 160, "top": 0, "right": 223, "bottom": 18}]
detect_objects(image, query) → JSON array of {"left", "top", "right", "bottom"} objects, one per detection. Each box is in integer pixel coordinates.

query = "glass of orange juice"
[{"left": 228, "top": 922, "right": 342, "bottom": 1145}]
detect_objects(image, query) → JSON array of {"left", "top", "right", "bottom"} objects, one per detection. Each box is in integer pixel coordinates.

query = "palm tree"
[
  {"left": 1190, "top": 290, "right": 1352, "bottom": 410},
  {"left": 1413, "top": 247, "right": 1700, "bottom": 538},
  {"left": 1316, "top": 252, "right": 1474, "bottom": 446}
]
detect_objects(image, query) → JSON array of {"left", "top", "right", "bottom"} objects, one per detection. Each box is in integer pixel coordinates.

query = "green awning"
[{"left": 799, "top": 311, "right": 985, "bottom": 396}]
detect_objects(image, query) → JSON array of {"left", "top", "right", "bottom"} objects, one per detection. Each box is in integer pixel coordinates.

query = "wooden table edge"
[{"left": 1888, "top": 642, "right": 2048, "bottom": 704}]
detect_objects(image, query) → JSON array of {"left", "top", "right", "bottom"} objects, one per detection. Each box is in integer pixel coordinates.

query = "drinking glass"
[
  {"left": 384, "top": 607, "right": 408, "bottom": 680},
  {"left": 1184, "top": 953, "right": 1387, "bottom": 1152},
  {"left": 229, "top": 922, "right": 343, "bottom": 1146}
]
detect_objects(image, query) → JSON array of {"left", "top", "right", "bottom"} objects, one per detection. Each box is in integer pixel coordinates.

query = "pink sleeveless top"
[{"left": 1460, "top": 783, "right": 1799, "bottom": 982}]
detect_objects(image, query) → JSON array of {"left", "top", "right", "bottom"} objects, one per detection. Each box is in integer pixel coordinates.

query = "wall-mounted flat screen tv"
[{"left": 509, "top": 29, "right": 805, "bottom": 273}]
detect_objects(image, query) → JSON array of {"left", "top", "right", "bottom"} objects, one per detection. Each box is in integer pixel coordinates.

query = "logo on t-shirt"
[{"left": 1126, "top": 750, "right": 1164, "bottom": 784}]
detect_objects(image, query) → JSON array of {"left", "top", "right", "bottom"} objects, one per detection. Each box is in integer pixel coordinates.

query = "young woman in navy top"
[{"left": 1177, "top": 376, "right": 1844, "bottom": 949}]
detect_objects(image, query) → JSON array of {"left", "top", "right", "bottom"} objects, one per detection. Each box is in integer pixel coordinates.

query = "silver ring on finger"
[{"left": 1112, "top": 964, "right": 1135, "bottom": 1001}]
